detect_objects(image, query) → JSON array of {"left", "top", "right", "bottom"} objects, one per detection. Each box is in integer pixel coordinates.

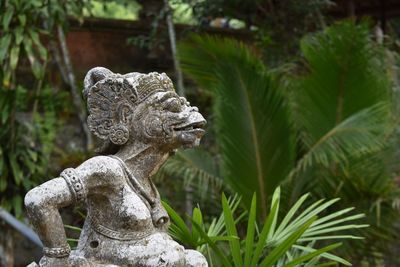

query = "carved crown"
[
  {"left": 85, "top": 70, "right": 175, "bottom": 141},
  {"left": 136, "top": 72, "right": 174, "bottom": 102}
]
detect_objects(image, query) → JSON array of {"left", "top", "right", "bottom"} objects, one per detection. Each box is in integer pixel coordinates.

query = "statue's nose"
[{"left": 191, "top": 106, "right": 199, "bottom": 112}]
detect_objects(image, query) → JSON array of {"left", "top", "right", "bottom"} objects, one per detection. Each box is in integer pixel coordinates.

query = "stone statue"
[{"left": 25, "top": 67, "right": 208, "bottom": 267}]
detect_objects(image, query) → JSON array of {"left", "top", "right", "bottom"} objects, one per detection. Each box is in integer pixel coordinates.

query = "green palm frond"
[
  {"left": 171, "top": 187, "right": 367, "bottom": 266},
  {"left": 290, "top": 102, "right": 390, "bottom": 177},
  {"left": 179, "top": 36, "right": 295, "bottom": 218},
  {"left": 162, "top": 194, "right": 243, "bottom": 252},
  {"left": 286, "top": 20, "right": 397, "bottom": 263},
  {"left": 291, "top": 20, "right": 391, "bottom": 163},
  {"left": 157, "top": 148, "right": 222, "bottom": 198},
  {"left": 330, "top": 155, "right": 399, "bottom": 263}
]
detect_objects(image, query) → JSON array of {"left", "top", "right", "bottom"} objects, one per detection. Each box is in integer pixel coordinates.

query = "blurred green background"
[{"left": 1, "top": 0, "right": 400, "bottom": 266}]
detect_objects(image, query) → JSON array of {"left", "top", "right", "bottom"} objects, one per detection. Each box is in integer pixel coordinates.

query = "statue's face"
[{"left": 132, "top": 91, "right": 206, "bottom": 151}]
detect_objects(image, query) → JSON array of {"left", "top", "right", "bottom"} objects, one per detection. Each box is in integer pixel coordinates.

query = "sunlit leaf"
[{"left": 10, "top": 45, "right": 21, "bottom": 71}]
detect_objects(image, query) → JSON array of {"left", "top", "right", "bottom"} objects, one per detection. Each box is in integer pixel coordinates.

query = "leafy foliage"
[
  {"left": 163, "top": 194, "right": 242, "bottom": 250},
  {"left": 290, "top": 102, "right": 390, "bottom": 177},
  {"left": 86, "top": 0, "right": 140, "bottom": 20},
  {"left": 165, "top": 187, "right": 367, "bottom": 266},
  {"left": 179, "top": 36, "right": 295, "bottom": 218},
  {"left": 0, "top": 0, "right": 88, "bottom": 216},
  {"left": 172, "top": 20, "right": 400, "bottom": 263},
  {"left": 290, "top": 21, "right": 390, "bottom": 173},
  {"left": 286, "top": 21, "right": 399, "bottom": 264},
  {"left": 0, "top": 0, "right": 48, "bottom": 87},
  {"left": 157, "top": 148, "right": 222, "bottom": 200},
  {"left": 173, "top": 0, "right": 333, "bottom": 64},
  {"left": 0, "top": 86, "right": 57, "bottom": 217}
]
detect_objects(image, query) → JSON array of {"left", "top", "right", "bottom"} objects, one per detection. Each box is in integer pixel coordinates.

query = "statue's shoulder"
[{"left": 74, "top": 155, "right": 125, "bottom": 183}]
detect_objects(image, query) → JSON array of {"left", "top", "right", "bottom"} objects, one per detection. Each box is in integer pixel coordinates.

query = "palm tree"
[
  {"left": 161, "top": 20, "right": 400, "bottom": 263},
  {"left": 286, "top": 20, "right": 399, "bottom": 264},
  {"left": 178, "top": 36, "right": 295, "bottom": 219}
]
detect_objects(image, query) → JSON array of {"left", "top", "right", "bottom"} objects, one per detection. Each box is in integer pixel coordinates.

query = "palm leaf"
[
  {"left": 222, "top": 193, "right": 243, "bottom": 267},
  {"left": 259, "top": 216, "right": 316, "bottom": 267},
  {"left": 290, "top": 20, "right": 391, "bottom": 178},
  {"left": 282, "top": 242, "right": 342, "bottom": 267},
  {"left": 157, "top": 148, "right": 222, "bottom": 199},
  {"left": 244, "top": 193, "right": 257, "bottom": 266},
  {"left": 163, "top": 195, "right": 243, "bottom": 253},
  {"left": 293, "top": 244, "right": 351, "bottom": 266},
  {"left": 290, "top": 102, "right": 390, "bottom": 177},
  {"left": 287, "top": 20, "right": 398, "bottom": 263},
  {"left": 179, "top": 35, "right": 295, "bottom": 217}
]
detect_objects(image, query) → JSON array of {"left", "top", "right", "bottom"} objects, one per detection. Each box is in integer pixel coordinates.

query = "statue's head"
[{"left": 83, "top": 67, "right": 206, "bottom": 154}]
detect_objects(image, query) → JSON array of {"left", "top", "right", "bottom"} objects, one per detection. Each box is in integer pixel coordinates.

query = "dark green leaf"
[
  {"left": 222, "top": 193, "right": 242, "bottom": 267},
  {"left": 192, "top": 207, "right": 203, "bottom": 243},
  {"left": 28, "top": 29, "right": 47, "bottom": 61},
  {"left": 179, "top": 35, "right": 295, "bottom": 217},
  {"left": 18, "top": 14, "right": 26, "bottom": 27},
  {"left": 283, "top": 242, "right": 342, "bottom": 267},
  {"left": 0, "top": 34, "right": 12, "bottom": 62},
  {"left": 244, "top": 193, "right": 257, "bottom": 267},
  {"left": 23, "top": 38, "right": 42, "bottom": 79},
  {"left": 162, "top": 201, "right": 192, "bottom": 243},
  {"left": 10, "top": 45, "right": 21, "bottom": 70},
  {"left": 3, "top": 7, "right": 14, "bottom": 31},
  {"left": 250, "top": 199, "right": 279, "bottom": 266},
  {"left": 259, "top": 217, "right": 316, "bottom": 267},
  {"left": 14, "top": 27, "right": 24, "bottom": 45},
  {"left": 13, "top": 195, "right": 22, "bottom": 218},
  {"left": 192, "top": 220, "right": 232, "bottom": 267}
]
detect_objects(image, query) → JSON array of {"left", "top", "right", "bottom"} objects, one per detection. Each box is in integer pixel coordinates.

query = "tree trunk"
[
  {"left": 347, "top": 0, "right": 355, "bottom": 17},
  {"left": 163, "top": 0, "right": 193, "bottom": 219},
  {"left": 57, "top": 25, "right": 93, "bottom": 150},
  {"left": 164, "top": 0, "right": 185, "bottom": 97},
  {"left": 49, "top": 39, "right": 68, "bottom": 90}
]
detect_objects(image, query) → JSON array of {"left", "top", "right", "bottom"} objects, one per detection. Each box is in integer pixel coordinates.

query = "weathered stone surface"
[{"left": 25, "top": 67, "right": 208, "bottom": 267}]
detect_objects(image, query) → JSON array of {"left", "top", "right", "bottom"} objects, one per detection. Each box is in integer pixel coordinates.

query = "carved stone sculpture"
[{"left": 25, "top": 67, "right": 208, "bottom": 267}]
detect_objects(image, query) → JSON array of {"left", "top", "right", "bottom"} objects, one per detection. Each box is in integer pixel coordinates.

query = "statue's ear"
[
  {"left": 83, "top": 67, "right": 114, "bottom": 99},
  {"left": 118, "top": 103, "right": 133, "bottom": 124}
]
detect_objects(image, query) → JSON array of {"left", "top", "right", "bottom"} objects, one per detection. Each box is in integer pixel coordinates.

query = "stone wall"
[{"left": 66, "top": 18, "right": 252, "bottom": 81}]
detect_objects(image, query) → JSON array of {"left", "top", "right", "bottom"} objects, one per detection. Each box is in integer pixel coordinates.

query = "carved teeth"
[
  {"left": 174, "top": 120, "right": 206, "bottom": 131},
  {"left": 174, "top": 124, "right": 198, "bottom": 131}
]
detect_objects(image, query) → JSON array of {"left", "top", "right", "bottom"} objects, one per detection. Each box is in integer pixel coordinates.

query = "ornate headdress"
[{"left": 83, "top": 67, "right": 174, "bottom": 143}]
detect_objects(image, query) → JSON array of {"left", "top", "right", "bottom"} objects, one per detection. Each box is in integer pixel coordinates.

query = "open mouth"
[{"left": 173, "top": 120, "right": 206, "bottom": 134}]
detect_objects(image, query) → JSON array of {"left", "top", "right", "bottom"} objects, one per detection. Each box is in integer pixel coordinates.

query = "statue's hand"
[{"left": 39, "top": 256, "right": 71, "bottom": 267}]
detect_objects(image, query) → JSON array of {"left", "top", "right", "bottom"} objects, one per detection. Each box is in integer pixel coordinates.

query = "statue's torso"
[
  {"left": 87, "top": 172, "right": 157, "bottom": 237},
  {"left": 71, "top": 157, "right": 177, "bottom": 266}
]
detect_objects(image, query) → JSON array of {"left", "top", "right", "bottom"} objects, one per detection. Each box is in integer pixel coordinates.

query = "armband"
[
  {"left": 60, "top": 168, "right": 86, "bottom": 202},
  {"left": 43, "top": 244, "right": 71, "bottom": 258}
]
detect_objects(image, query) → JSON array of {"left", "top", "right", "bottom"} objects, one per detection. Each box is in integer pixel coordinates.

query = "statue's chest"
[
  {"left": 87, "top": 182, "right": 155, "bottom": 240},
  {"left": 117, "top": 185, "right": 153, "bottom": 228}
]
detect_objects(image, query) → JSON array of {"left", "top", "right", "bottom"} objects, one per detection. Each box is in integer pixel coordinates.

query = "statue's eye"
[
  {"left": 180, "top": 97, "right": 189, "bottom": 106},
  {"left": 165, "top": 98, "right": 182, "bottom": 112}
]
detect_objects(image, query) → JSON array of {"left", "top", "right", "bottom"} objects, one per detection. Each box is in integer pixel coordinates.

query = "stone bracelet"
[
  {"left": 60, "top": 168, "right": 86, "bottom": 202},
  {"left": 43, "top": 244, "right": 71, "bottom": 258}
]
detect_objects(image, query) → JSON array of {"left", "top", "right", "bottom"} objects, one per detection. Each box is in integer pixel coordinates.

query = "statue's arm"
[
  {"left": 24, "top": 156, "right": 118, "bottom": 255},
  {"left": 24, "top": 159, "right": 97, "bottom": 265},
  {"left": 24, "top": 177, "right": 75, "bottom": 252}
]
